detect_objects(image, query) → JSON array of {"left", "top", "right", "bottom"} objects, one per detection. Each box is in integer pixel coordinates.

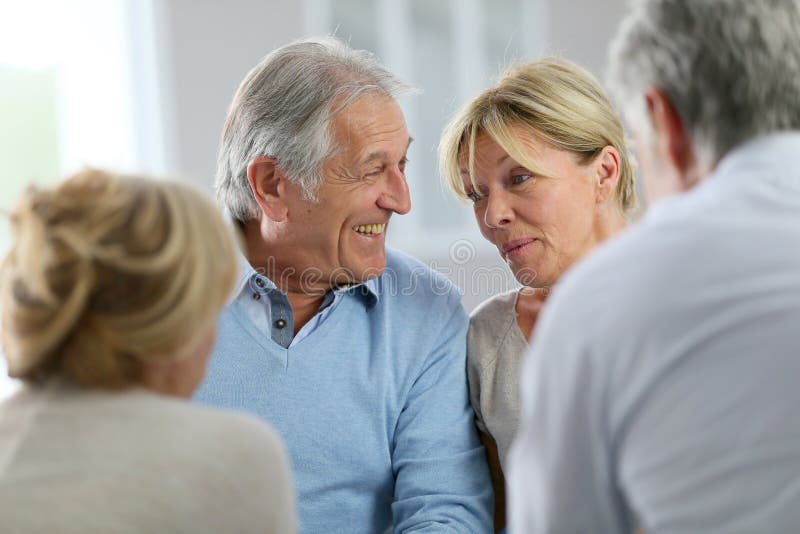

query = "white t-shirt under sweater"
[{"left": 0, "top": 379, "right": 296, "bottom": 534}]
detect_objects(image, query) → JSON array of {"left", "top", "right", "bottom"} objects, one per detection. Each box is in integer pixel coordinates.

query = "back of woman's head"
[
  {"left": 1, "top": 169, "right": 239, "bottom": 389},
  {"left": 440, "top": 57, "right": 637, "bottom": 214}
]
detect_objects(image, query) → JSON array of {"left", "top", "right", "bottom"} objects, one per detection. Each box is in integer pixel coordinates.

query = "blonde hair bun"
[{"left": 1, "top": 169, "right": 239, "bottom": 388}]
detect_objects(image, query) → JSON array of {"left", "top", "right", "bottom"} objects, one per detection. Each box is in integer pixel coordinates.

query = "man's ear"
[
  {"left": 644, "top": 87, "right": 698, "bottom": 189},
  {"left": 593, "top": 145, "right": 621, "bottom": 205},
  {"left": 247, "top": 157, "right": 289, "bottom": 222}
]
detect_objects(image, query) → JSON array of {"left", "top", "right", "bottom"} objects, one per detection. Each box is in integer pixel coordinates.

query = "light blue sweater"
[{"left": 195, "top": 249, "right": 492, "bottom": 533}]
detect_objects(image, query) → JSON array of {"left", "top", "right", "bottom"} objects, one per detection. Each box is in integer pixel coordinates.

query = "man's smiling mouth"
[{"left": 353, "top": 223, "right": 386, "bottom": 235}]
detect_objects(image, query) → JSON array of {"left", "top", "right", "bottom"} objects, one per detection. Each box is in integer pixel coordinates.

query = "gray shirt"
[
  {"left": 467, "top": 289, "right": 528, "bottom": 472},
  {"left": 509, "top": 133, "right": 800, "bottom": 533}
]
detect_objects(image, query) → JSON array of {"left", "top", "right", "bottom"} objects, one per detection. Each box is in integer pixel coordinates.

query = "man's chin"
[{"left": 330, "top": 259, "right": 387, "bottom": 287}]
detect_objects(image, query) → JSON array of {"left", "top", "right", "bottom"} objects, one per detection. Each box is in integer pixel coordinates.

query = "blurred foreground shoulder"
[{"left": 160, "top": 398, "right": 298, "bottom": 533}]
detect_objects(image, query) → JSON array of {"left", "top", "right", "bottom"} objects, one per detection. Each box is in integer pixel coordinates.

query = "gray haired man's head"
[
  {"left": 608, "top": 0, "right": 800, "bottom": 170},
  {"left": 217, "top": 36, "right": 414, "bottom": 222}
]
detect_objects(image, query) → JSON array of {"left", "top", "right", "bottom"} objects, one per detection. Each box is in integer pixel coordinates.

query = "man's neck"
[
  {"left": 241, "top": 218, "right": 331, "bottom": 335},
  {"left": 284, "top": 290, "right": 327, "bottom": 335},
  {"left": 593, "top": 208, "right": 627, "bottom": 245}
]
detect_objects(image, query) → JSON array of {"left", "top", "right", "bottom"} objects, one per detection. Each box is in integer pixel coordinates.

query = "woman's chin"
[{"left": 510, "top": 264, "right": 545, "bottom": 287}]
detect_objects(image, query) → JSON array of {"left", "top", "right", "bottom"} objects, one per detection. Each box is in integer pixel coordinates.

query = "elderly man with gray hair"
[
  {"left": 508, "top": 0, "right": 800, "bottom": 532},
  {"left": 194, "top": 37, "right": 492, "bottom": 533}
]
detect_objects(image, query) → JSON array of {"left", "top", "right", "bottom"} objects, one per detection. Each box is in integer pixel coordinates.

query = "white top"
[
  {"left": 0, "top": 380, "right": 296, "bottom": 534},
  {"left": 508, "top": 132, "right": 800, "bottom": 534}
]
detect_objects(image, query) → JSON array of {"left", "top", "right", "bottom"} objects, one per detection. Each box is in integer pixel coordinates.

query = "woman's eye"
[
  {"left": 467, "top": 190, "right": 483, "bottom": 204},
  {"left": 512, "top": 173, "right": 533, "bottom": 185}
]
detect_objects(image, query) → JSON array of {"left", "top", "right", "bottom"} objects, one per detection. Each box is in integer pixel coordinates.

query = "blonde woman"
[
  {"left": 0, "top": 170, "right": 296, "bottom": 533},
  {"left": 440, "top": 58, "right": 636, "bottom": 531}
]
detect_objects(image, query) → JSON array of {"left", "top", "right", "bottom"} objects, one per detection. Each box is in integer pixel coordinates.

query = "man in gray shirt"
[{"left": 508, "top": 0, "right": 800, "bottom": 532}]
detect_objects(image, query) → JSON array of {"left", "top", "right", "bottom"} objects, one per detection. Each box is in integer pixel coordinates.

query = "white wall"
[
  {"left": 547, "top": 0, "right": 629, "bottom": 76},
  {"left": 153, "top": 0, "right": 304, "bottom": 188}
]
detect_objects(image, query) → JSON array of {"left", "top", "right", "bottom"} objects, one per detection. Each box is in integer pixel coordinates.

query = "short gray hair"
[
  {"left": 217, "top": 36, "right": 414, "bottom": 221},
  {"left": 608, "top": 0, "right": 800, "bottom": 169}
]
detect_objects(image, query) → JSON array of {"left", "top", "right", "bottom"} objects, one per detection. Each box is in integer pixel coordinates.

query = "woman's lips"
[{"left": 501, "top": 238, "right": 538, "bottom": 260}]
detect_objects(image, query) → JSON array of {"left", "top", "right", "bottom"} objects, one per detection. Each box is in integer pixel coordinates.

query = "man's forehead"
[
  {"left": 331, "top": 93, "right": 404, "bottom": 125},
  {"left": 360, "top": 137, "right": 414, "bottom": 164},
  {"left": 330, "top": 98, "right": 411, "bottom": 159}
]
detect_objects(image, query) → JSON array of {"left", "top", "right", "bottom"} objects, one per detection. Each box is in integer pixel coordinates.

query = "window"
[{"left": 0, "top": 0, "right": 163, "bottom": 398}]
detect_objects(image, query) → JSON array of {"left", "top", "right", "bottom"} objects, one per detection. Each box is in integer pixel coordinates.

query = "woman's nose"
[{"left": 483, "top": 191, "right": 513, "bottom": 228}]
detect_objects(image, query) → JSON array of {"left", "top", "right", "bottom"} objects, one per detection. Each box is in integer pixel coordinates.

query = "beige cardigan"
[{"left": 0, "top": 379, "right": 296, "bottom": 533}]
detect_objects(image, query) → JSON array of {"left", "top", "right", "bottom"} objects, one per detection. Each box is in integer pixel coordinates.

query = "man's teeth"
[{"left": 354, "top": 223, "right": 386, "bottom": 235}]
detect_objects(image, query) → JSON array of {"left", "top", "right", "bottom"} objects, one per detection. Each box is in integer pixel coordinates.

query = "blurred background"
[{"left": 0, "top": 0, "right": 627, "bottom": 394}]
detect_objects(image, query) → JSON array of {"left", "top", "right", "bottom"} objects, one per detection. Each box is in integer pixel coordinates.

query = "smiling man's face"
[{"left": 278, "top": 94, "right": 412, "bottom": 288}]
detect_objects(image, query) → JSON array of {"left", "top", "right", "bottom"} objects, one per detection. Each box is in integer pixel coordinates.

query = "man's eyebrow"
[{"left": 362, "top": 137, "right": 414, "bottom": 164}]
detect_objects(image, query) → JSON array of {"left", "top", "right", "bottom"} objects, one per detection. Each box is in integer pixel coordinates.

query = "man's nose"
[{"left": 378, "top": 167, "right": 412, "bottom": 215}]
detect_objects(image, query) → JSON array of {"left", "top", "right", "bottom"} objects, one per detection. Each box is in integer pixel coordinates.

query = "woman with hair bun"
[{"left": 0, "top": 169, "right": 296, "bottom": 533}]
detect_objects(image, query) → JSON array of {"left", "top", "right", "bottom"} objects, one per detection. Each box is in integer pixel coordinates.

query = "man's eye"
[
  {"left": 467, "top": 190, "right": 483, "bottom": 204},
  {"left": 512, "top": 173, "right": 533, "bottom": 185},
  {"left": 399, "top": 157, "right": 409, "bottom": 171}
]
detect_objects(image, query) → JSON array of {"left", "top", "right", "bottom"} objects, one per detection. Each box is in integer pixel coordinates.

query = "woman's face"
[{"left": 462, "top": 129, "right": 611, "bottom": 288}]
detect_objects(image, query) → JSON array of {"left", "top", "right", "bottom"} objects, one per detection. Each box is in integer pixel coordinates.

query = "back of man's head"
[
  {"left": 608, "top": 0, "right": 800, "bottom": 170},
  {"left": 216, "top": 36, "right": 413, "bottom": 223}
]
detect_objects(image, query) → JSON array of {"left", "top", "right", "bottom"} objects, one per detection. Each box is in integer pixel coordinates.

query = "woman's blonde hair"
[
  {"left": 440, "top": 57, "right": 636, "bottom": 214},
  {"left": 1, "top": 169, "right": 239, "bottom": 389}
]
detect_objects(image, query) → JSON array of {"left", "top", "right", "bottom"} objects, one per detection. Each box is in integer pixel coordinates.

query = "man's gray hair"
[
  {"left": 608, "top": 0, "right": 800, "bottom": 169},
  {"left": 217, "top": 36, "right": 414, "bottom": 221}
]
